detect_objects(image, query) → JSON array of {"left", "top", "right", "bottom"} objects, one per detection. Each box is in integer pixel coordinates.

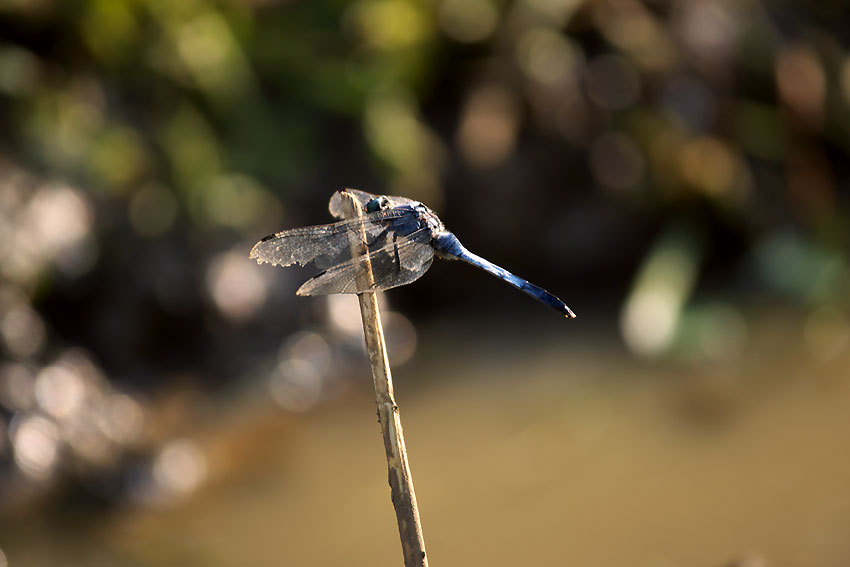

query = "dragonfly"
[{"left": 250, "top": 189, "right": 576, "bottom": 318}]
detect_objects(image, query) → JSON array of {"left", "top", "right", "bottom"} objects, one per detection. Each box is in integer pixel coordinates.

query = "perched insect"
[{"left": 251, "top": 190, "right": 575, "bottom": 318}]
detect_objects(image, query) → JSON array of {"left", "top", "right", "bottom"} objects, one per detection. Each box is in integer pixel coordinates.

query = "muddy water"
[{"left": 6, "top": 316, "right": 850, "bottom": 566}]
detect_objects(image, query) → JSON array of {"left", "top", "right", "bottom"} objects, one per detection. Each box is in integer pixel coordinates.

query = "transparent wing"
[
  {"left": 328, "top": 189, "right": 419, "bottom": 220},
  {"left": 249, "top": 208, "right": 411, "bottom": 270},
  {"left": 296, "top": 227, "right": 435, "bottom": 295}
]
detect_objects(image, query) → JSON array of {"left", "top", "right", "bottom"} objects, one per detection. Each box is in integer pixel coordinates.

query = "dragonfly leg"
[
  {"left": 367, "top": 227, "right": 390, "bottom": 247},
  {"left": 392, "top": 233, "right": 401, "bottom": 273}
]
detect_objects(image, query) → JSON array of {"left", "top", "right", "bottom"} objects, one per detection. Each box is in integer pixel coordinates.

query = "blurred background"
[{"left": 1, "top": 0, "right": 850, "bottom": 565}]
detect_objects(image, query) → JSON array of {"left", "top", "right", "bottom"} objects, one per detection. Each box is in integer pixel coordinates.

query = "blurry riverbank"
[{"left": 3, "top": 307, "right": 849, "bottom": 567}]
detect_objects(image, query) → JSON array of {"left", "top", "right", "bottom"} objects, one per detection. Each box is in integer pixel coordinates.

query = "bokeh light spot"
[
  {"left": 0, "top": 363, "right": 36, "bottom": 411},
  {"left": 202, "top": 174, "right": 279, "bottom": 231},
  {"left": 525, "top": 0, "right": 582, "bottom": 26},
  {"left": 35, "top": 363, "right": 86, "bottom": 420},
  {"left": 622, "top": 287, "right": 679, "bottom": 357},
  {"left": 100, "top": 393, "right": 146, "bottom": 444},
  {"left": 281, "top": 331, "right": 332, "bottom": 373},
  {"left": 517, "top": 28, "right": 582, "bottom": 87},
  {"left": 438, "top": 0, "right": 498, "bottom": 43},
  {"left": 673, "top": 0, "right": 737, "bottom": 63},
  {"left": 269, "top": 359, "right": 323, "bottom": 413},
  {"left": 26, "top": 185, "right": 93, "bottom": 258},
  {"left": 776, "top": 44, "right": 824, "bottom": 125},
  {"left": 0, "top": 303, "right": 46, "bottom": 359},
  {"left": 327, "top": 294, "right": 366, "bottom": 338},
  {"left": 382, "top": 311, "right": 417, "bottom": 366},
  {"left": 457, "top": 84, "right": 520, "bottom": 168},
  {"left": 175, "top": 11, "right": 257, "bottom": 105},
  {"left": 162, "top": 103, "right": 222, "bottom": 190},
  {"left": 11, "top": 414, "right": 59, "bottom": 480},
  {"left": 622, "top": 227, "right": 701, "bottom": 357},
  {"left": 754, "top": 231, "right": 845, "bottom": 301},
  {"left": 89, "top": 126, "right": 148, "bottom": 189},
  {"left": 680, "top": 136, "right": 741, "bottom": 198},
  {"left": 153, "top": 439, "right": 208, "bottom": 496},
  {"left": 207, "top": 247, "right": 270, "bottom": 322},
  {"left": 0, "top": 44, "right": 40, "bottom": 96},
  {"left": 81, "top": 0, "right": 138, "bottom": 65},
  {"left": 348, "top": 0, "right": 432, "bottom": 50},
  {"left": 365, "top": 89, "right": 435, "bottom": 173},
  {"left": 595, "top": 0, "right": 676, "bottom": 71}
]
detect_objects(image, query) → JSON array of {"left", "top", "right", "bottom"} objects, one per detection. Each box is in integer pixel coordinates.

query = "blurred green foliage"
[{"left": 1, "top": 0, "right": 849, "bottom": 362}]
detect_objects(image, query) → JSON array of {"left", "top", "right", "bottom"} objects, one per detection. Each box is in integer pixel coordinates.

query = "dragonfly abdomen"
[
  {"left": 432, "top": 232, "right": 465, "bottom": 260},
  {"left": 433, "top": 232, "right": 576, "bottom": 318}
]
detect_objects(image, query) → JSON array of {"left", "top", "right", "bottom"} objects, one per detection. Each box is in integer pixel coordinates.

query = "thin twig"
[{"left": 339, "top": 190, "right": 428, "bottom": 567}]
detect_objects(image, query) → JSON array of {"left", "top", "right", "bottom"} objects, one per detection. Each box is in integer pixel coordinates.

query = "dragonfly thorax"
[{"left": 380, "top": 201, "right": 445, "bottom": 238}]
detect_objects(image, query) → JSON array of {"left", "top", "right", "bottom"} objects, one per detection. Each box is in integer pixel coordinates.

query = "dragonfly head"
[{"left": 365, "top": 196, "right": 390, "bottom": 213}]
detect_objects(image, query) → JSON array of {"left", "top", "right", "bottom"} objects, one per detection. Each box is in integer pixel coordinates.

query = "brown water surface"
[{"left": 5, "top": 316, "right": 850, "bottom": 566}]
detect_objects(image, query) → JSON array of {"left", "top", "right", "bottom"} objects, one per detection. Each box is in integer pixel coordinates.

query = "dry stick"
[{"left": 339, "top": 190, "right": 428, "bottom": 567}]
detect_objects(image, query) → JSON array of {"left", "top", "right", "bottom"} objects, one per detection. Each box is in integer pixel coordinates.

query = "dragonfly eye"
[{"left": 365, "top": 196, "right": 389, "bottom": 213}]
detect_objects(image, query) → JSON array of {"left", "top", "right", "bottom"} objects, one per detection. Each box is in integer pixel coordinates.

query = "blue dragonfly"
[{"left": 250, "top": 190, "right": 576, "bottom": 318}]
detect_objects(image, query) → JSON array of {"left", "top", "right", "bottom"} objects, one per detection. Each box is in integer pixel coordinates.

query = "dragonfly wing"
[
  {"left": 329, "top": 189, "right": 377, "bottom": 219},
  {"left": 296, "top": 228, "right": 435, "bottom": 295},
  {"left": 250, "top": 210, "right": 410, "bottom": 270},
  {"left": 329, "top": 189, "right": 420, "bottom": 220}
]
